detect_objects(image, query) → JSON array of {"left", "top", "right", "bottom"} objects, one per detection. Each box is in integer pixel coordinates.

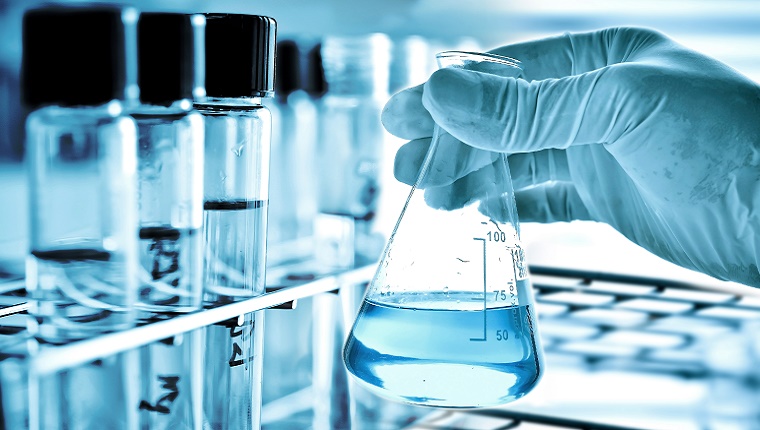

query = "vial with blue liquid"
[{"left": 343, "top": 51, "right": 544, "bottom": 408}]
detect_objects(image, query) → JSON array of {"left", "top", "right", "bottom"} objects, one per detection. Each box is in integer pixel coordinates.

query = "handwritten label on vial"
[
  {"left": 228, "top": 320, "right": 256, "bottom": 367},
  {"left": 139, "top": 375, "right": 180, "bottom": 414}
]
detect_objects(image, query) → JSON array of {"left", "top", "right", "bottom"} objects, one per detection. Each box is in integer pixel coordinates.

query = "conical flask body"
[{"left": 343, "top": 52, "right": 545, "bottom": 408}]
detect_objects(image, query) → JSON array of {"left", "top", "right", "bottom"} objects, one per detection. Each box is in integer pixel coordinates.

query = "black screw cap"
[
  {"left": 204, "top": 14, "right": 277, "bottom": 98},
  {"left": 22, "top": 5, "right": 135, "bottom": 108},
  {"left": 137, "top": 13, "right": 196, "bottom": 105}
]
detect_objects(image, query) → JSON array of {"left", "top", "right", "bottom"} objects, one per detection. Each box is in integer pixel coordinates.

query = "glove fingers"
[
  {"left": 419, "top": 169, "right": 589, "bottom": 224},
  {"left": 395, "top": 133, "right": 498, "bottom": 187},
  {"left": 509, "top": 149, "right": 571, "bottom": 190},
  {"left": 382, "top": 28, "right": 668, "bottom": 146},
  {"left": 396, "top": 139, "right": 572, "bottom": 197},
  {"left": 381, "top": 84, "right": 434, "bottom": 141},
  {"left": 515, "top": 182, "right": 593, "bottom": 223},
  {"left": 423, "top": 63, "right": 650, "bottom": 155},
  {"left": 488, "top": 27, "right": 667, "bottom": 81}
]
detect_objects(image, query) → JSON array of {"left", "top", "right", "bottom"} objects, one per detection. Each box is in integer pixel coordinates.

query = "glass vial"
[
  {"left": 316, "top": 34, "right": 391, "bottom": 269},
  {"left": 0, "top": 63, "right": 26, "bottom": 281},
  {"left": 21, "top": 7, "right": 141, "bottom": 430},
  {"left": 343, "top": 52, "right": 544, "bottom": 409},
  {"left": 130, "top": 13, "right": 205, "bottom": 430},
  {"left": 261, "top": 39, "right": 319, "bottom": 407},
  {"left": 265, "top": 39, "right": 319, "bottom": 265},
  {"left": 22, "top": 5, "right": 139, "bottom": 344},
  {"left": 195, "top": 13, "right": 276, "bottom": 430},
  {"left": 375, "top": 36, "right": 432, "bottom": 250}
]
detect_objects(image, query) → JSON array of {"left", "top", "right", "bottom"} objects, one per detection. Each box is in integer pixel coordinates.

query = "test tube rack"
[{"left": 3, "top": 262, "right": 760, "bottom": 429}]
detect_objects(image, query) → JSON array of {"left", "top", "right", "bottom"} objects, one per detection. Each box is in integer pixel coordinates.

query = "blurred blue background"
[
  {"left": 4, "top": 0, "right": 760, "bottom": 279},
  {"left": 3, "top": 0, "right": 760, "bottom": 159}
]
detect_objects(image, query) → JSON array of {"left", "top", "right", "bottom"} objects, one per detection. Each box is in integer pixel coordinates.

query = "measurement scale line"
[{"left": 471, "top": 238, "right": 487, "bottom": 342}]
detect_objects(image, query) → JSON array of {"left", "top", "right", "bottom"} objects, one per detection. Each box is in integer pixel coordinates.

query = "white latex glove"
[{"left": 381, "top": 27, "right": 760, "bottom": 287}]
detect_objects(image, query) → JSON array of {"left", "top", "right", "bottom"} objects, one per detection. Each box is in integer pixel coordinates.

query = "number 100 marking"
[{"left": 487, "top": 231, "right": 507, "bottom": 242}]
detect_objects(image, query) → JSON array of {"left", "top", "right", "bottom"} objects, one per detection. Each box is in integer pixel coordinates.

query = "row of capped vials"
[
  {"left": 0, "top": 15, "right": 484, "bottom": 280},
  {"left": 9, "top": 6, "right": 277, "bottom": 430}
]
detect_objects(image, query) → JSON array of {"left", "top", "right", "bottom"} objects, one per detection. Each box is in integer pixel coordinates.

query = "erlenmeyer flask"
[{"left": 343, "top": 51, "right": 544, "bottom": 408}]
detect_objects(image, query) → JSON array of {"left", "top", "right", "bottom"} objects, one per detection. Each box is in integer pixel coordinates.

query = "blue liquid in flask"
[{"left": 344, "top": 282, "right": 542, "bottom": 408}]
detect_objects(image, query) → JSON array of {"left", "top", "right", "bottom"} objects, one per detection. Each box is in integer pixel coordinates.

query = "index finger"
[{"left": 381, "top": 83, "right": 434, "bottom": 141}]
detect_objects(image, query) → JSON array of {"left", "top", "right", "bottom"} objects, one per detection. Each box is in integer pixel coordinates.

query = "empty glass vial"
[
  {"left": 130, "top": 13, "right": 205, "bottom": 430},
  {"left": 376, "top": 36, "right": 432, "bottom": 244},
  {"left": 265, "top": 39, "right": 319, "bottom": 264},
  {"left": 343, "top": 51, "right": 544, "bottom": 409},
  {"left": 316, "top": 34, "right": 391, "bottom": 269},
  {"left": 0, "top": 64, "right": 26, "bottom": 281},
  {"left": 0, "top": 158, "right": 27, "bottom": 285},
  {"left": 196, "top": 13, "right": 276, "bottom": 430},
  {"left": 22, "top": 5, "right": 139, "bottom": 343},
  {"left": 261, "top": 40, "right": 321, "bottom": 408},
  {"left": 388, "top": 35, "right": 430, "bottom": 95}
]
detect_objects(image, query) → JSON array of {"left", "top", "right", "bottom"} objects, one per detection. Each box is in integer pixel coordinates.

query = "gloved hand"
[{"left": 381, "top": 27, "right": 760, "bottom": 287}]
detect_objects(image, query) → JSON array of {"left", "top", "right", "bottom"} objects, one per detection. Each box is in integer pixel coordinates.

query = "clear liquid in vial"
[
  {"left": 28, "top": 248, "right": 132, "bottom": 341},
  {"left": 138, "top": 226, "right": 201, "bottom": 313},
  {"left": 344, "top": 288, "right": 543, "bottom": 408},
  {"left": 137, "top": 227, "right": 202, "bottom": 430},
  {"left": 203, "top": 199, "right": 268, "bottom": 303},
  {"left": 202, "top": 199, "right": 267, "bottom": 429}
]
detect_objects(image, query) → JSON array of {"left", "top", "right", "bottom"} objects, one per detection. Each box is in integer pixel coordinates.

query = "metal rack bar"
[{"left": 30, "top": 264, "right": 375, "bottom": 376}]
